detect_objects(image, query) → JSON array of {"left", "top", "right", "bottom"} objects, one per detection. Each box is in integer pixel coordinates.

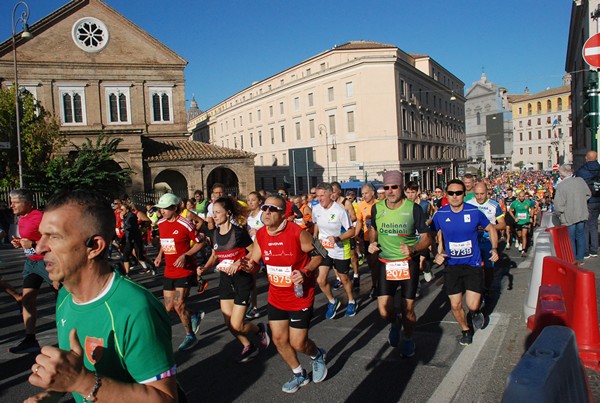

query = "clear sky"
[{"left": 1, "top": 0, "right": 573, "bottom": 111}]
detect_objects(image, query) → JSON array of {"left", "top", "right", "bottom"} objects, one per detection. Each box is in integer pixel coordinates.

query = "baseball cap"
[{"left": 154, "top": 193, "right": 180, "bottom": 208}]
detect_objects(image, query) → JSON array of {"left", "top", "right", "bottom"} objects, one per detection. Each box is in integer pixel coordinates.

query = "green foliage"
[
  {"left": 0, "top": 86, "right": 64, "bottom": 187},
  {"left": 514, "top": 161, "right": 524, "bottom": 168},
  {"left": 41, "top": 134, "right": 133, "bottom": 197}
]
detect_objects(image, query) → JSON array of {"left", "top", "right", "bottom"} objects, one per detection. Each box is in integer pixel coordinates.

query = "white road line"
[{"left": 427, "top": 312, "right": 509, "bottom": 403}]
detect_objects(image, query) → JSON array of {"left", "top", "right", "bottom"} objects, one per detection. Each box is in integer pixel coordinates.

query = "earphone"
[{"left": 85, "top": 236, "right": 96, "bottom": 248}]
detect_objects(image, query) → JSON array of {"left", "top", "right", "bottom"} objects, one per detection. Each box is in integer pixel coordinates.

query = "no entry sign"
[
  {"left": 436, "top": 168, "right": 443, "bottom": 174},
  {"left": 583, "top": 33, "right": 600, "bottom": 68}
]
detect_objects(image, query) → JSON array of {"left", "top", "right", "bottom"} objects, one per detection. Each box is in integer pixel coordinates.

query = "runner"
[
  {"left": 467, "top": 182, "right": 506, "bottom": 304},
  {"left": 368, "top": 172, "right": 431, "bottom": 356},
  {"left": 312, "top": 183, "right": 356, "bottom": 318},
  {"left": 245, "top": 191, "right": 265, "bottom": 319},
  {"left": 503, "top": 187, "right": 517, "bottom": 250},
  {"left": 198, "top": 196, "right": 270, "bottom": 362},
  {"left": 508, "top": 190, "right": 534, "bottom": 257},
  {"left": 404, "top": 181, "right": 434, "bottom": 283},
  {"left": 153, "top": 193, "right": 205, "bottom": 351},
  {"left": 240, "top": 194, "right": 328, "bottom": 393},
  {"left": 355, "top": 183, "right": 379, "bottom": 299},
  {"left": 27, "top": 190, "right": 178, "bottom": 402},
  {"left": 9, "top": 189, "right": 58, "bottom": 354},
  {"left": 331, "top": 182, "right": 359, "bottom": 291},
  {"left": 431, "top": 179, "right": 499, "bottom": 346},
  {"left": 463, "top": 174, "right": 476, "bottom": 201}
]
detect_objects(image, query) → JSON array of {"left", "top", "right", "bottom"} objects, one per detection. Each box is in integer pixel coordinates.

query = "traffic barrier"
[
  {"left": 523, "top": 232, "right": 552, "bottom": 321},
  {"left": 545, "top": 225, "right": 575, "bottom": 264},
  {"left": 526, "top": 284, "right": 568, "bottom": 335},
  {"left": 503, "top": 326, "right": 592, "bottom": 403},
  {"left": 528, "top": 256, "right": 600, "bottom": 370}
]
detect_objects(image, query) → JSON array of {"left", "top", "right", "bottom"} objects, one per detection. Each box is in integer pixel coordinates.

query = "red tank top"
[
  {"left": 18, "top": 209, "right": 44, "bottom": 261},
  {"left": 157, "top": 216, "right": 200, "bottom": 278},
  {"left": 256, "top": 222, "right": 315, "bottom": 311}
]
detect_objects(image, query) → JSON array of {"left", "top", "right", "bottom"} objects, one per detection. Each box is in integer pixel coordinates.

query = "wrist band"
[{"left": 83, "top": 372, "right": 101, "bottom": 402}]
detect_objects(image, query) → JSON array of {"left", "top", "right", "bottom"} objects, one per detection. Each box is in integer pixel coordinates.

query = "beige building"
[
  {"left": 189, "top": 41, "right": 466, "bottom": 193},
  {"left": 0, "top": 0, "right": 254, "bottom": 198},
  {"left": 508, "top": 80, "right": 572, "bottom": 171}
]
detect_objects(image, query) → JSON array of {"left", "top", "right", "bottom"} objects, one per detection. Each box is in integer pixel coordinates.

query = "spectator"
[
  {"left": 554, "top": 164, "right": 591, "bottom": 263},
  {"left": 576, "top": 150, "right": 600, "bottom": 258}
]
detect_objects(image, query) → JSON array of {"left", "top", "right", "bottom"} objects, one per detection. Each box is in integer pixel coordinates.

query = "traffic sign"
[
  {"left": 436, "top": 168, "right": 443, "bottom": 174},
  {"left": 583, "top": 33, "right": 600, "bottom": 68},
  {"left": 552, "top": 164, "right": 559, "bottom": 172}
]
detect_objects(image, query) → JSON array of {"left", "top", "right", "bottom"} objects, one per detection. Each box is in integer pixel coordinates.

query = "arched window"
[
  {"left": 527, "top": 103, "right": 532, "bottom": 115},
  {"left": 557, "top": 98, "right": 563, "bottom": 111},
  {"left": 476, "top": 112, "right": 481, "bottom": 125},
  {"left": 547, "top": 100, "right": 552, "bottom": 112},
  {"left": 536, "top": 102, "right": 542, "bottom": 113}
]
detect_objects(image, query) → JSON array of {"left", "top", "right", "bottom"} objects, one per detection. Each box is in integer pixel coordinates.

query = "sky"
[{"left": 0, "top": 1, "right": 573, "bottom": 111}]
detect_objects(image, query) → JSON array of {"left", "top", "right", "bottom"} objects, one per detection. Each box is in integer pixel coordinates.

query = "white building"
[{"left": 189, "top": 41, "right": 466, "bottom": 193}]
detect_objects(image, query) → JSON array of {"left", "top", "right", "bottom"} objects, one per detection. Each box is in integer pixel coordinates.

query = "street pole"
[
  {"left": 12, "top": 1, "right": 32, "bottom": 189},
  {"left": 318, "top": 124, "right": 330, "bottom": 182}
]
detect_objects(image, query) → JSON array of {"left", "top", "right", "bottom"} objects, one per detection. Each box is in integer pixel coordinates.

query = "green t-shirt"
[
  {"left": 510, "top": 199, "right": 533, "bottom": 225},
  {"left": 56, "top": 271, "right": 175, "bottom": 402},
  {"left": 371, "top": 199, "right": 428, "bottom": 261}
]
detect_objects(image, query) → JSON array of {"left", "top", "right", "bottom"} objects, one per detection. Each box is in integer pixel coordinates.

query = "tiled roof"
[
  {"left": 333, "top": 41, "right": 396, "bottom": 50},
  {"left": 508, "top": 86, "right": 570, "bottom": 103},
  {"left": 143, "top": 138, "right": 255, "bottom": 162}
]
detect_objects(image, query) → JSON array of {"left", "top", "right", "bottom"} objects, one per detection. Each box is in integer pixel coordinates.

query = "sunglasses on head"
[
  {"left": 261, "top": 204, "right": 284, "bottom": 212},
  {"left": 383, "top": 185, "right": 399, "bottom": 190},
  {"left": 447, "top": 190, "right": 465, "bottom": 196}
]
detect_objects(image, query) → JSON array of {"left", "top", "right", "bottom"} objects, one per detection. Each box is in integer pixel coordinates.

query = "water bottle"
[{"left": 294, "top": 283, "right": 303, "bottom": 298}]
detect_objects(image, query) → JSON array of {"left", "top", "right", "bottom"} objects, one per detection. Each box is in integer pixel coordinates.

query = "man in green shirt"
[
  {"left": 27, "top": 191, "right": 178, "bottom": 402},
  {"left": 368, "top": 171, "right": 431, "bottom": 357},
  {"left": 509, "top": 190, "right": 534, "bottom": 257}
]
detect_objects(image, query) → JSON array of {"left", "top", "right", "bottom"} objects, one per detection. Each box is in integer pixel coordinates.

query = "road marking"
[{"left": 427, "top": 312, "right": 509, "bottom": 403}]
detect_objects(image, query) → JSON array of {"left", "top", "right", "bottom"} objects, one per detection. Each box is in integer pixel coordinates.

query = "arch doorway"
[
  {"left": 206, "top": 167, "right": 239, "bottom": 196},
  {"left": 153, "top": 169, "right": 188, "bottom": 199}
]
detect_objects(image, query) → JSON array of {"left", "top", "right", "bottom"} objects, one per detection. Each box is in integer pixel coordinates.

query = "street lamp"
[
  {"left": 12, "top": 1, "right": 32, "bottom": 189},
  {"left": 318, "top": 124, "right": 330, "bottom": 182}
]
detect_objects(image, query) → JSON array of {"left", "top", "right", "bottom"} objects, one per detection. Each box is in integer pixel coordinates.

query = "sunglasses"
[
  {"left": 310, "top": 192, "right": 316, "bottom": 195},
  {"left": 447, "top": 191, "right": 465, "bottom": 196},
  {"left": 383, "top": 185, "right": 399, "bottom": 190},
  {"left": 261, "top": 204, "right": 284, "bottom": 212}
]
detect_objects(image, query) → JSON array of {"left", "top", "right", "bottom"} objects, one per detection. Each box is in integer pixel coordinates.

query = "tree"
[
  {"left": 514, "top": 161, "right": 524, "bottom": 169},
  {"left": 0, "top": 86, "right": 64, "bottom": 187},
  {"left": 40, "top": 134, "right": 133, "bottom": 197}
]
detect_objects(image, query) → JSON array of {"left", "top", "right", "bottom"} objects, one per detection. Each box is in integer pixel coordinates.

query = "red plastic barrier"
[
  {"left": 530, "top": 256, "right": 600, "bottom": 370},
  {"left": 545, "top": 226, "right": 576, "bottom": 264},
  {"left": 527, "top": 284, "right": 568, "bottom": 336}
]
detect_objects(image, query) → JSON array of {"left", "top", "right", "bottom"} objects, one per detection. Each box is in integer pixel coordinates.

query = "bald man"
[{"left": 576, "top": 150, "right": 600, "bottom": 258}]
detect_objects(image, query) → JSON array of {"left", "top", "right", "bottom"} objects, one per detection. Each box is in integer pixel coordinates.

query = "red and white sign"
[
  {"left": 583, "top": 33, "right": 600, "bottom": 68},
  {"left": 436, "top": 168, "right": 443, "bottom": 175},
  {"left": 552, "top": 164, "right": 559, "bottom": 172}
]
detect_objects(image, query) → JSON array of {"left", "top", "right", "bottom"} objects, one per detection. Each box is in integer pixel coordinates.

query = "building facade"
[
  {"left": 0, "top": 0, "right": 254, "bottom": 198},
  {"left": 508, "top": 79, "right": 572, "bottom": 170},
  {"left": 465, "top": 73, "right": 513, "bottom": 174},
  {"left": 189, "top": 41, "right": 466, "bottom": 193},
  {"left": 566, "top": 0, "right": 600, "bottom": 168}
]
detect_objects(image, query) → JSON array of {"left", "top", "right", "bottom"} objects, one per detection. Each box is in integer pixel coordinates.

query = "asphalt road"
[{"left": 0, "top": 239, "right": 597, "bottom": 402}]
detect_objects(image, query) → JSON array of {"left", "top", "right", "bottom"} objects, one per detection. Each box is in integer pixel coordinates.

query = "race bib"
[
  {"left": 266, "top": 265, "right": 292, "bottom": 287},
  {"left": 385, "top": 260, "right": 410, "bottom": 281},
  {"left": 449, "top": 240, "right": 473, "bottom": 257},
  {"left": 294, "top": 218, "right": 304, "bottom": 226},
  {"left": 319, "top": 235, "right": 335, "bottom": 249},
  {"left": 216, "top": 259, "right": 234, "bottom": 272},
  {"left": 517, "top": 212, "right": 527, "bottom": 220},
  {"left": 160, "top": 238, "right": 176, "bottom": 255}
]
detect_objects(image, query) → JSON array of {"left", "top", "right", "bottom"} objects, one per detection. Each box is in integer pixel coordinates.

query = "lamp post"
[
  {"left": 12, "top": 1, "right": 32, "bottom": 189},
  {"left": 318, "top": 124, "right": 330, "bottom": 182}
]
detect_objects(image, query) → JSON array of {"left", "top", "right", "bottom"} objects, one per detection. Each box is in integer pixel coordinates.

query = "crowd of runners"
[{"left": 3, "top": 163, "right": 595, "bottom": 401}]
